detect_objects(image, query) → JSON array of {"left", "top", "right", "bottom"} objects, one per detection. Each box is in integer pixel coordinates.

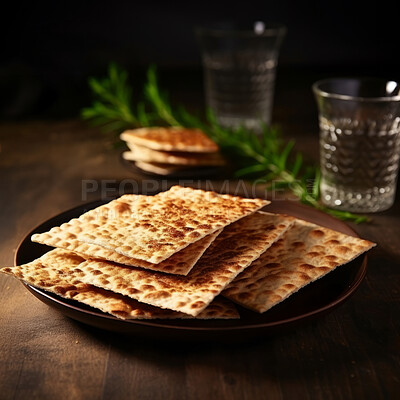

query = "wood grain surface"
[{"left": 1, "top": 74, "right": 399, "bottom": 400}]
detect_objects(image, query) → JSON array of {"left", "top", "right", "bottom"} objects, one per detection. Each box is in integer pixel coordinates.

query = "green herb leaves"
[
  {"left": 81, "top": 63, "right": 139, "bottom": 135},
  {"left": 81, "top": 64, "right": 369, "bottom": 223}
]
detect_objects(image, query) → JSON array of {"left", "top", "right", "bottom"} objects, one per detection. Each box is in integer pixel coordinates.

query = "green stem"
[{"left": 81, "top": 63, "right": 370, "bottom": 224}]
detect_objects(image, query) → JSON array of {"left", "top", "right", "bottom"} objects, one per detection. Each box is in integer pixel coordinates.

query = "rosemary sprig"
[
  {"left": 81, "top": 63, "right": 158, "bottom": 137},
  {"left": 81, "top": 63, "right": 135, "bottom": 131},
  {"left": 81, "top": 63, "right": 369, "bottom": 223},
  {"left": 191, "top": 112, "right": 368, "bottom": 223},
  {"left": 144, "top": 65, "right": 182, "bottom": 127}
]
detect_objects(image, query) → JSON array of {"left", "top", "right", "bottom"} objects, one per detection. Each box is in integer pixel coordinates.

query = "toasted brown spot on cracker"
[
  {"left": 113, "top": 201, "right": 131, "bottom": 214},
  {"left": 311, "top": 229, "right": 325, "bottom": 237}
]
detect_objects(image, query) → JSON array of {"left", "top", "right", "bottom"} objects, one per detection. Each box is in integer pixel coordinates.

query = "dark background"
[{"left": 2, "top": 0, "right": 399, "bottom": 120}]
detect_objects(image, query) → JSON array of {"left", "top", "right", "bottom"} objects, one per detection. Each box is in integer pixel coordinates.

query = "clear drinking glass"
[
  {"left": 196, "top": 22, "right": 286, "bottom": 132},
  {"left": 313, "top": 78, "right": 400, "bottom": 213}
]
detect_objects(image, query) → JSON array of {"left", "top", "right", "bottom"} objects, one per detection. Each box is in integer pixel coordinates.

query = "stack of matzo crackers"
[
  {"left": 1, "top": 186, "right": 375, "bottom": 321},
  {"left": 120, "top": 127, "right": 226, "bottom": 175}
]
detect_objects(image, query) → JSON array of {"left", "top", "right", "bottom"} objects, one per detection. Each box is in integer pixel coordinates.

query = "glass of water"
[
  {"left": 313, "top": 78, "right": 400, "bottom": 213},
  {"left": 196, "top": 22, "right": 286, "bottom": 132}
]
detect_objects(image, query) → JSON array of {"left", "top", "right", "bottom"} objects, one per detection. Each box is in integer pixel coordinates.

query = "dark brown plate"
[{"left": 15, "top": 199, "right": 368, "bottom": 341}]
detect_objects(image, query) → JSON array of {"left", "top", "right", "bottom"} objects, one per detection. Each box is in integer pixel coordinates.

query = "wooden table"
[{"left": 1, "top": 71, "right": 399, "bottom": 400}]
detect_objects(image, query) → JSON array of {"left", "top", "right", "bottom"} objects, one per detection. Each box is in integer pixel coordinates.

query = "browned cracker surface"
[{"left": 223, "top": 218, "right": 376, "bottom": 313}]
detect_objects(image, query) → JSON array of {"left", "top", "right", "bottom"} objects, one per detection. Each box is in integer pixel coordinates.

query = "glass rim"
[
  {"left": 195, "top": 22, "right": 287, "bottom": 38},
  {"left": 312, "top": 78, "right": 400, "bottom": 102}
]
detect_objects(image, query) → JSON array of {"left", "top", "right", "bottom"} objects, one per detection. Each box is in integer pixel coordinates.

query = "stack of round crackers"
[
  {"left": 1, "top": 186, "right": 375, "bottom": 321},
  {"left": 121, "top": 127, "right": 226, "bottom": 176}
]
